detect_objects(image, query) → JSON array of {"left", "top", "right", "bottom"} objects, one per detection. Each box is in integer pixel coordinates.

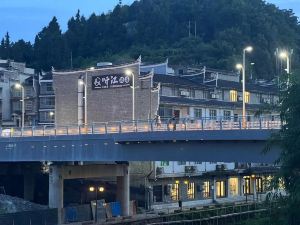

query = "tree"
[
  {"left": 272, "top": 71, "right": 300, "bottom": 224},
  {"left": 33, "top": 17, "right": 66, "bottom": 71}
]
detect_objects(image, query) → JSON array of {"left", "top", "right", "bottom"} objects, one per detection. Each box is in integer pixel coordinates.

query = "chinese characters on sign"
[{"left": 92, "top": 74, "right": 132, "bottom": 89}]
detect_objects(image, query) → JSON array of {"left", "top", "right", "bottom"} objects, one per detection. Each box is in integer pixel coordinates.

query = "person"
[
  {"left": 154, "top": 115, "right": 161, "bottom": 128},
  {"left": 170, "top": 114, "right": 177, "bottom": 131}
]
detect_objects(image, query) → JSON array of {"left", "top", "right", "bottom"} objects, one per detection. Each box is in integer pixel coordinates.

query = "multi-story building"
[
  {"left": 38, "top": 72, "right": 55, "bottom": 125},
  {"left": 48, "top": 59, "right": 279, "bottom": 210},
  {"left": 0, "top": 59, "right": 37, "bottom": 126}
]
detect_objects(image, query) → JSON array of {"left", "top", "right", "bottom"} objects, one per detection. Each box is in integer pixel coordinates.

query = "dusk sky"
[{"left": 0, "top": 0, "right": 299, "bottom": 42}]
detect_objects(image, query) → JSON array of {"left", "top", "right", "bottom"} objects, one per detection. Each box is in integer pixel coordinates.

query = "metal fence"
[{"left": 0, "top": 115, "right": 282, "bottom": 138}]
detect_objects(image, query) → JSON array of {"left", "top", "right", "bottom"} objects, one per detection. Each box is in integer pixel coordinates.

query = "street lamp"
[
  {"left": 89, "top": 186, "right": 105, "bottom": 222},
  {"left": 80, "top": 67, "right": 95, "bottom": 126},
  {"left": 125, "top": 69, "right": 135, "bottom": 121},
  {"left": 279, "top": 51, "right": 291, "bottom": 86},
  {"left": 15, "top": 83, "right": 25, "bottom": 129},
  {"left": 242, "top": 46, "right": 253, "bottom": 126}
]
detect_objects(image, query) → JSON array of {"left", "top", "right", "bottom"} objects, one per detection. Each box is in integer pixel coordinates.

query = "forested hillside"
[{"left": 0, "top": 0, "right": 299, "bottom": 79}]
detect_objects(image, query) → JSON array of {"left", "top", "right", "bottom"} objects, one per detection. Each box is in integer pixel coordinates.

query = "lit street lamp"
[
  {"left": 89, "top": 186, "right": 105, "bottom": 222},
  {"left": 15, "top": 83, "right": 25, "bottom": 129},
  {"left": 125, "top": 70, "right": 135, "bottom": 121},
  {"left": 242, "top": 46, "right": 253, "bottom": 126},
  {"left": 279, "top": 51, "right": 292, "bottom": 86},
  {"left": 79, "top": 67, "right": 95, "bottom": 126}
]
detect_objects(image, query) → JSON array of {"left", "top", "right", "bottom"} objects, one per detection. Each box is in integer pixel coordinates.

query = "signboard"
[{"left": 92, "top": 74, "right": 132, "bottom": 89}]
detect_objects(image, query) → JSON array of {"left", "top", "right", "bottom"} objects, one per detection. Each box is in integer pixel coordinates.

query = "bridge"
[
  {"left": 0, "top": 116, "right": 282, "bottom": 163},
  {"left": 0, "top": 116, "right": 282, "bottom": 220}
]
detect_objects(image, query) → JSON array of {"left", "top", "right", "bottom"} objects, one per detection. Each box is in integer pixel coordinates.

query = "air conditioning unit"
[
  {"left": 221, "top": 164, "right": 227, "bottom": 170},
  {"left": 156, "top": 167, "right": 164, "bottom": 175},
  {"left": 210, "top": 93, "right": 219, "bottom": 99},
  {"left": 238, "top": 96, "right": 243, "bottom": 101},
  {"left": 185, "top": 166, "right": 196, "bottom": 173},
  {"left": 216, "top": 164, "right": 227, "bottom": 171},
  {"left": 180, "top": 91, "right": 190, "bottom": 97}
]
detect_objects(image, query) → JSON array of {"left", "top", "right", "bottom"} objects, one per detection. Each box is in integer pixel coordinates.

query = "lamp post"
[
  {"left": 15, "top": 83, "right": 25, "bottom": 129},
  {"left": 79, "top": 67, "right": 95, "bottom": 126},
  {"left": 89, "top": 186, "right": 105, "bottom": 223},
  {"left": 279, "top": 51, "right": 292, "bottom": 86},
  {"left": 125, "top": 70, "right": 135, "bottom": 121},
  {"left": 242, "top": 46, "right": 253, "bottom": 126}
]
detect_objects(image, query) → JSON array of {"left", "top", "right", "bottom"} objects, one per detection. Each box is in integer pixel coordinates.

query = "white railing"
[{"left": 0, "top": 115, "right": 282, "bottom": 138}]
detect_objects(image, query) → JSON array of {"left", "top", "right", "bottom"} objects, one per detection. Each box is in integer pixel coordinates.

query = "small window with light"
[
  {"left": 245, "top": 92, "right": 250, "bottom": 103},
  {"left": 230, "top": 90, "right": 237, "bottom": 102}
]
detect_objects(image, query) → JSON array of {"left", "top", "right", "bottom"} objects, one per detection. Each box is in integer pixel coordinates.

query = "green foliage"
[
  {"left": 0, "top": 0, "right": 299, "bottom": 76},
  {"left": 266, "top": 71, "right": 300, "bottom": 225}
]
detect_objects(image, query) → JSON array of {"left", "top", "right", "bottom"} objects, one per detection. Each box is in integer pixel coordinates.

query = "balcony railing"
[{"left": 0, "top": 115, "right": 282, "bottom": 138}]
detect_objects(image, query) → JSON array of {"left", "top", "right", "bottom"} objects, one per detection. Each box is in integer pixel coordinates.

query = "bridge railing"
[{"left": 0, "top": 115, "right": 281, "bottom": 138}]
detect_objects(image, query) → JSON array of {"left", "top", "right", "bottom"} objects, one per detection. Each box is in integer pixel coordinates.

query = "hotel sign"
[{"left": 92, "top": 74, "right": 132, "bottom": 89}]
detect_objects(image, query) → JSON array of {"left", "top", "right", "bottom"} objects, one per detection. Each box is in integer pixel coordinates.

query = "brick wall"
[{"left": 53, "top": 62, "right": 159, "bottom": 126}]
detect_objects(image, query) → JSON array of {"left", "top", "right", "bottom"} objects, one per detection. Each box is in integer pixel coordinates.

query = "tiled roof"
[
  {"left": 160, "top": 96, "right": 264, "bottom": 110},
  {"left": 153, "top": 73, "right": 278, "bottom": 94},
  {"left": 153, "top": 74, "right": 205, "bottom": 88}
]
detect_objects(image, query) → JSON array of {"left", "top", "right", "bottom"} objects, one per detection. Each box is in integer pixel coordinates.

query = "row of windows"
[
  {"left": 158, "top": 107, "right": 232, "bottom": 120},
  {"left": 153, "top": 177, "right": 268, "bottom": 203},
  {"left": 229, "top": 90, "right": 250, "bottom": 103}
]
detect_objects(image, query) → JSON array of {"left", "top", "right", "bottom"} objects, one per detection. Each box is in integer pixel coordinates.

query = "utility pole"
[{"left": 194, "top": 21, "right": 197, "bottom": 37}]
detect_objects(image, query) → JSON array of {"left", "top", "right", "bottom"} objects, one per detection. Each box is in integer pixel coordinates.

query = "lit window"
[
  {"left": 203, "top": 181, "right": 210, "bottom": 198},
  {"left": 187, "top": 182, "right": 195, "bottom": 199},
  {"left": 170, "top": 184, "right": 179, "bottom": 201},
  {"left": 243, "top": 176, "right": 251, "bottom": 194},
  {"left": 256, "top": 177, "right": 263, "bottom": 193},
  {"left": 245, "top": 92, "right": 250, "bottom": 103},
  {"left": 229, "top": 178, "right": 239, "bottom": 196},
  {"left": 230, "top": 90, "right": 237, "bottom": 102},
  {"left": 216, "top": 180, "right": 226, "bottom": 198}
]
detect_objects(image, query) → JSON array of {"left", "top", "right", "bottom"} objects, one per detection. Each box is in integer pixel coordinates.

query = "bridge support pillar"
[
  {"left": 24, "top": 173, "right": 35, "bottom": 201},
  {"left": 49, "top": 165, "right": 63, "bottom": 224},
  {"left": 117, "top": 164, "right": 130, "bottom": 216}
]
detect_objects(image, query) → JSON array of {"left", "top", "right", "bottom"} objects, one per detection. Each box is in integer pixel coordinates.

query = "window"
[
  {"left": 158, "top": 106, "right": 173, "bottom": 119},
  {"left": 153, "top": 185, "right": 163, "bottom": 202},
  {"left": 160, "top": 161, "right": 169, "bottom": 166},
  {"left": 230, "top": 90, "right": 237, "bottom": 102},
  {"left": 187, "top": 182, "right": 195, "bottom": 199},
  {"left": 216, "top": 180, "right": 226, "bottom": 198},
  {"left": 256, "top": 177, "right": 263, "bottom": 193},
  {"left": 209, "top": 109, "right": 217, "bottom": 120},
  {"left": 178, "top": 161, "right": 186, "bottom": 165},
  {"left": 243, "top": 176, "right": 251, "bottom": 194},
  {"left": 203, "top": 181, "right": 210, "bottom": 198},
  {"left": 223, "top": 110, "right": 231, "bottom": 120},
  {"left": 234, "top": 114, "right": 239, "bottom": 122},
  {"left": 170, "top": 184, "right": 179, "bottom": 201},
  {"left": 229, "top": 178, "right": 239, "bottom": 197},
  {"left": 245, "top": 91, "right": 250, "bottom": 103},
  {"left": 194, "top": 108, "right": 202, "bottom": 118}
]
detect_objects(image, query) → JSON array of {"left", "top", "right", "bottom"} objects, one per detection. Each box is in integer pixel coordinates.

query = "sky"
[{"left": 0, "top": 0, "right": 299, "bottom": 43}]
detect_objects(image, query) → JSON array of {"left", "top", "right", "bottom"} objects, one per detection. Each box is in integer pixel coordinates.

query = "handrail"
[{"left": 0, "top": 115, "right": 282, "bottom": 138}]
